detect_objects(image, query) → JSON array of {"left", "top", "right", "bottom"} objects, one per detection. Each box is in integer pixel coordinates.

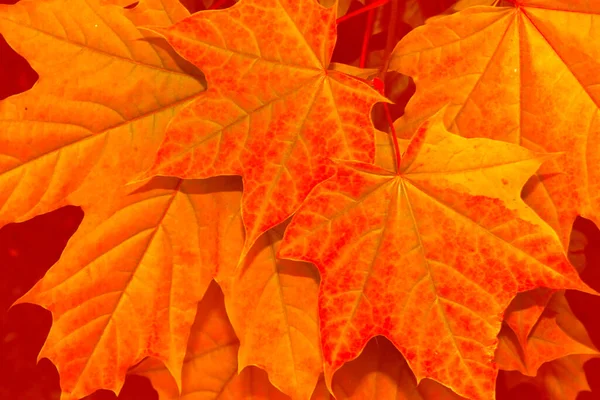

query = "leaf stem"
[
  {"left": 359, "top": 1, "right": 376, "bottom": 68},
  {"left": 209, "top": 0, "right": 229, "bottom": 10},
  {"left": 378, "top": 0, "right": 402, "bottom": 172},
  {"left": 336, "top": 0, "right": 390, "bottom": 24},
  {"left": 377, "top": 0, "right": 399, "bottom": 81},
  {"left": 384, "top": 102, "right": 402, "bottom": 172}
]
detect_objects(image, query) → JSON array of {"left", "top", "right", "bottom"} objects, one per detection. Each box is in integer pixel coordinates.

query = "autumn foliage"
[{"left": 1, "top": 0, "right": 600, "bottom": 399}]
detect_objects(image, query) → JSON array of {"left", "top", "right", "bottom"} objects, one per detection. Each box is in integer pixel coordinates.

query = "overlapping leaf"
[
  {"left": 132, "top": 280, "right": 290, "bottom": 399},
  {"left": 499, "top": 217, "right": 592, "bottom": 351},
  {"left": 502, "top": 354, "right": 598, "bottom": 399},
  {"left": 495, "top": 291, "right": 598, "bottom": 376},
  {"left": 389, "top": 0, "right": 600, "bottom": 249},
  {"left": 501, "top": 288, "right": 554, "bottom": 349},
  {"left": 185, "top": 178, "right": 322, "bottom": 399},
  {"left": 13, "top": 175, "right": 243, "bottom": 399},
  {"left": 279, "top": 113, "right": 593, "bottom": 399},
  {"left": 4, "top": 0, "right": 600, "bottom": 399},
  {"left": 330, "top": 337, "right": 465, "bottom": 399},
  {"left": 0, "top": 0, "right": 204, "bottom": 228},
  {"left": 140, "top": 0, "right": 386, "bottom": 255},
  {"left": 310, "top": 337, "right": 466, "bottom": 400},
  {"left": 218, "top": 223, "right": 323, "bottom": 400}
]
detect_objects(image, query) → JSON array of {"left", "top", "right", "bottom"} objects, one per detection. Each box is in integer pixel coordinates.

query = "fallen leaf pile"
[{"left": 1, "top": 0, "right": 599, "bottom": 399}]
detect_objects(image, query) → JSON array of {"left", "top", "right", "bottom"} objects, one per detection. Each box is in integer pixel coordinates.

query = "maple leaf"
[
  {"left": 13, "top": 175, "right": 243, "bottom": 400},
  {"left": 4, "top": 0, "right": 600, "bottom": 398},
  {"left": 500, "top": 222, "right": 591, "bottom": 350},
  {"left": 502, "top": 354, "right": 598, "bottom": 400},
  {"left": 0, "top": 0, "right": 204, "bottom": 228},
  {"left": 170, "top": 172, "right": 322, "bottom": 400},
  {"left": 218, "top": 223, "right": 323, "bottom": 400},
  {"left": 501, "top": 288, "right": 554, "bottom": 349},
  {"left": 138, "top": 0, "right": 386, "bottom": 256},
  {"left": 132, "top": 280, "right": 290, "bottom": 400},
  {"left": 278, "top": 113, "right": 593, "bottom": 399},
  {"left": 309, "top": 336, "right": 466, "bottom": 399},
  {"left": 495, "top": 290, "right": 599, "bottom": 376},
  {"left": 389, "top": 1, "right": 600, "bottom": 249},
  {"left": 331, "top": 337, "right": 465, "bottom": 399}
]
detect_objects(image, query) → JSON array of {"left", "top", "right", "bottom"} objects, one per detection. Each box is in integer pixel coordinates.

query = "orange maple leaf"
[
  {"left": 329, "top": 337, "right": 466, "bottom": 399},
  {"left": 218, "top": 222, "right": 323, "bottom": 400},
  {"left": 389, "top": 0, "right": 600, "bottom": 249},
  {"left": 12, "top": 175, "right": 243, "bottom": 400},
  {"left": 501, "top": 288, "right": 554, "bottom": 349},
  {"left": 138, "top": 0, "right": 386, "bottom": 256},
  {"left": 132, "top": 280, "right": 290, "bottom": 400},
  {"left": 278, "top": 113, "right": 593, "bottom": 399},
  {"left": 495, "top": 290, "right": 599, "bottom": 376},
  {"left": 4, "top": 0, "right": 600, "bottom": 399},
  {"left": 501, "top": 354, "right": 598, "bottom": 400},
  {"left": 498, "top": 220, "right": 595, "bottom": 352},
  {"left": 166, "top": 174, "right": 323, "bottom": 399},
  {"left": 0, "top": 0, "right": 204, "bottom": 228}
]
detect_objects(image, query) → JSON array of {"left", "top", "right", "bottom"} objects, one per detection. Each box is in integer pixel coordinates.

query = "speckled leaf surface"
[
  {"left": 330, "top": 337, "right": 465, "bottom": 399},
  {"left": 390, "top": 1, "right": 600, "bottom": 249},
  {"left": 140, "top": 0, "right": 386, "bottom": 256},
  {"left": 3, "top": 0, "right": 600, "bottom": 399},
  {"left": 13, "top": 176, "right": 243, "bottom": 399},
  {"left": 279, "top": 114, "right": 593, "bottom": 399},
  {"left": 0, "top": 0, "right": 204, "bottom": 228}
]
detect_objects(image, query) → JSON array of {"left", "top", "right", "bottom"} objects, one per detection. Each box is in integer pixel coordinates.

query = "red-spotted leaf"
[
  {"left": 333, "top": 337, "right": 466, "bottom": 399},
  {"left": 502, "top": 220, "right": 593, "bottom": 350},
  {"left": 390, "top": 1, "right": 600, "bottom": 249},
  {"left": 139, "top": 0, "right": 386, "bottom": 256},
  {"left": 278, "top": 113, "right": 593, "bottom": 399},
  {"left": 13, "top": 176, "right": 243, "bottom": 399}
]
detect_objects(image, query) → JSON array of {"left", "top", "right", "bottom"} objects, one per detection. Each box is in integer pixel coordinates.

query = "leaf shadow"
[
  {"left": 133, "top": 35, "right": 207, "bottom": 87},
  {"left": 128, "top": 175, "right": 243, "bottom": 196}
]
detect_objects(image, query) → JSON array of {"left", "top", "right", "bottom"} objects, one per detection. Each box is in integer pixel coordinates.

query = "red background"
[{"left": 1, "top": 0, "right": 600, "bottom": 399}]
